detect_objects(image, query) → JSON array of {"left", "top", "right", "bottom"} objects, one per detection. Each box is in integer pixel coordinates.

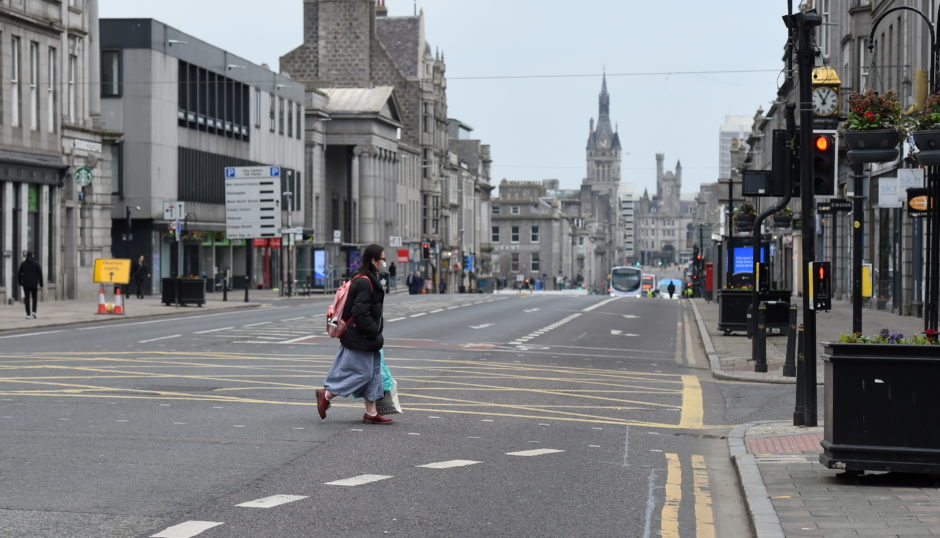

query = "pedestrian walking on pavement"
[
  {"left": 132, "top": 255, "right": 150, "bottom": 298},
  {"left": 439, "top": 279, "right": 447, "bottom": 294},
  {"left": 317, "top": 244, "right": 393, "bottom": 424},
  {"left": 388, "top": 262, "right": 397, "bottom": 288},
  {"left": 17, "top": 251, "right": 43, "bottom": 319},
  {"left": 667, "top": 281, "right": 676, "bottom": 299}
]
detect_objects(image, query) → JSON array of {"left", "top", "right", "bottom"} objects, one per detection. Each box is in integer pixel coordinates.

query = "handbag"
[{"left": 376, "top": 378, "right": 402, "bottom": 415}]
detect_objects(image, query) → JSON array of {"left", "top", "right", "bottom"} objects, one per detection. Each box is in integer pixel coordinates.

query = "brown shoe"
[
  {"left": 316, "top": 389, "right": 331, "bottom": 419},
  {"left": 363, "top": 413, "right": 393, "bottom": 424}
]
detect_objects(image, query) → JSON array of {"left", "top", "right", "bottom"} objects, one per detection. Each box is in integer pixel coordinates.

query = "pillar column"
[
  {"left": 351, "top": 147, "right": 361, "bottom": 243},
  {"left": 40, "top": 184, "right": 49, "bottom": 285},
  {"left": 359, "top": 147, "right": 376, "bottom": 244},
  {"left": 2, "top": 181, "right": 12, "bottom": 299}
]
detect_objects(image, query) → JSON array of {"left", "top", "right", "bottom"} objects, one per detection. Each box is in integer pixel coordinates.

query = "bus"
[
  {"left": 641, "top": 273, "right": 657, "bottom": 296},
  {"left": 608, "top": 266, "right": 643, "bottom": 297}
]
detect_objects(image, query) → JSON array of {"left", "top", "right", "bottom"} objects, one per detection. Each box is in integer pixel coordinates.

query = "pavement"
[{"left": 692, "top": 296, "right": 940, "bottom": 537}]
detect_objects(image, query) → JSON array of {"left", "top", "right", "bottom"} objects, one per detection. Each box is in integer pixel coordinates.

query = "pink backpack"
[{"left": 326, "top": 275, "right": 372, "bottom": 338}]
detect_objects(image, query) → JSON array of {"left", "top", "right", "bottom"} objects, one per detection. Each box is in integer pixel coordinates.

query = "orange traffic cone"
[
  {"left": 112, "top": 286, "right": 125, "bottom": 315},
  {"left": 95, "top": 285, "right": 108, "bottom": 314}
]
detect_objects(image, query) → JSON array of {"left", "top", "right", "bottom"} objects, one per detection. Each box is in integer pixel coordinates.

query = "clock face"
[
  {"left": 812, "top": 86, "right": 839, "bottom": 116},
  {"left": 599, "top": 136, "right": 609, "bottom": 148}
]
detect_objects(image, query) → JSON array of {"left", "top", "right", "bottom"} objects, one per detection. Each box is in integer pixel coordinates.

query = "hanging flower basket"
[
  {"left": 913, "top": 130, "right": 940, "bottom": 166},
  {"left": 842, "top": 89, "right": 902, "bottom": 164},
  {"left": 772, "top": 214, "right": 792, "bottom": 228},
  {"left": 733, "top": 214, "right": 755, "bottom": 232}
]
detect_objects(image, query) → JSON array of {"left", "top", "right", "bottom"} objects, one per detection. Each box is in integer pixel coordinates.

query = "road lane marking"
[
  {"left": 469, "top": 323, "right": 493, "bottom": 329},
  {"left": 660, "top": 453, "right": 681, "bottom": 538},
  {"left": 678, "top": 375, "right": 704, "bottom": 429},
  {"left": 138, "top": 335, "right": 182, "bottom": 343},
  {"left": 582, "top": 297, "right": 619, "bottom": 312},
  {"left": 506, "top": 448, "right": 565, "bottom": 457},
  {"left": 524, "top": 308, "right": 540, "bottom": 312},
  {"left": 642, "top": 468, "right": 659, "bottom": 538},
  {"left": 410, "top": 313, "right": 427, "bottom": 318},
  {"left": 194, "top": 327, "right": 234, "bottom": 334},
  {"left": 151, "top": 520, "right": 223, "bottom": 538},
  {"left": 324, "top": 474, "right": 393, "bottom": 486},
  {"left": 416, "top": 459, "right": 482, "bottom": 469},
  {"left": 691, "top": 455, "right": 716, "bottom": 538},
  {"left": 623, "top": 426, "right": 631, "bottom": 468},
  {"left": 236, "top": 494, "right": 309, "bottom": 508},
  {"left": 244, "top": 322, "right": 271, "bottom": 327},
  {"left": 0, "top": 330, "right": 63, "bottom": 339},
  {"left": 430, "top": 309, "right": 444, "bottom": 313}
]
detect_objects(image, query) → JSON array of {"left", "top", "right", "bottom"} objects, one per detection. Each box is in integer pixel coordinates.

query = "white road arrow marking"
[
  {"left": 610, "top": 330, "right": 639, "bottom": 336},
  {"left": 469, "top": 323, "right": 493, "bottom": 329},
  {"left": 622, "top": 314, "right": 638, "bottom": 319}
]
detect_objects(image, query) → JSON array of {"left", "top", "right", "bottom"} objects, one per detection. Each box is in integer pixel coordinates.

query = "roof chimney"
[{"left": 376, "top": 0, "right": 388, "bottom": 17}]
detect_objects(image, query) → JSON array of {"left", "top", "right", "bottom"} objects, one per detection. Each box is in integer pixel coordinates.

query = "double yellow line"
[{"left": 661, "top": 453, "right": 715, "bottom": 538}]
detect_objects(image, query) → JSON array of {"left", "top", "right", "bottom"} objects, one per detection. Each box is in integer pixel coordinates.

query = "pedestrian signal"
[
  {"left": 809, "top": 261, "right": 832, "bottom": 311},
  {"left": 812, "top": 133, "right": 836, "bottom": 196}
]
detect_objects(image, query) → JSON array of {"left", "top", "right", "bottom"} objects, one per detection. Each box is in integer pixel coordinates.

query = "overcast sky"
[{"left": 99, "top": 0, "right": 789, "bottom": 195}]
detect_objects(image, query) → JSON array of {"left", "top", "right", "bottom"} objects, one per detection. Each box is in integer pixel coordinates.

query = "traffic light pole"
[{"left": 789, "top": 9, "right": 820, "bottom": 426}]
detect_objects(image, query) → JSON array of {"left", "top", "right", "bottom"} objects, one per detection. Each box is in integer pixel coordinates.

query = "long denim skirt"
[{"left": 324, "top": 345, "right": 383, "bottom": 401}]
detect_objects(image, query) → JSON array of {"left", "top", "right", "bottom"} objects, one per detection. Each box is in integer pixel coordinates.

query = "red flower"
[{"left": 864, "top": 111, "right": 875, "bottom": 121}]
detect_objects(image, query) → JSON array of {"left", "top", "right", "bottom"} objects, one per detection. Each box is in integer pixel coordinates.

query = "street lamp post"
[
  {"left": 867, "top": 5, "right": 940, "bottom": 331},
  {"left": 283, "top": 191, "right": 294, "bottom": 298}
]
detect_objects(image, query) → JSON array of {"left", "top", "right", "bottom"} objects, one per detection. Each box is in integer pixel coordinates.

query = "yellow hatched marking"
[
  {"left": 661, "top": 452, "right": 681, "bottom": 538},
  {"left": 678, "top": 375, "right": 704, "bottom": 428},
  {"left": 691, "top": 455, "right": 715, "bottom": 538}
]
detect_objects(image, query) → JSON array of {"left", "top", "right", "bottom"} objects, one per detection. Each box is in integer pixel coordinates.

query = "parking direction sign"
[{"left": 225, "top": 166, "right": 282, "bottom": 239}]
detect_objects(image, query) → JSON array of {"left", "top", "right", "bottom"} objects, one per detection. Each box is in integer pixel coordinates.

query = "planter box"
[
  {"left": 844, "top": 129, "right": 901, "bottom": 164},
  {"left": 913, "top": 130, "right": 940, "bottom": 166},
  {"left": 821, "top": 342, "right": 940, "bottom": 474},
  {"left": 161, "top": 278, "right": 206, "bottom": 307},
  {"left": 772, "top": 214, "right": 792, "bottom": 228},
  {"left": 733, "top": 215, "right": 755, "bottom": 232}
]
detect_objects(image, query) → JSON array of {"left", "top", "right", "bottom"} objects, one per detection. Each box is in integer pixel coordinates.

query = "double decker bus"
[{"left": 608, "top": 266, "right": 643, "bottom": 297}]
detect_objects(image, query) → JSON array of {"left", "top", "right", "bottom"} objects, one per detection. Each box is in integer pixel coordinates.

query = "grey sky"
[{"left": 99, "top": 0, "right": 788, "bottom": 195}]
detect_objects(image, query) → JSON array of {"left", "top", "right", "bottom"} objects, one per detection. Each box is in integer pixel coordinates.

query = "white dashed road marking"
[
  {"left": 138, "top": 334, "right": 181, "bottom": 343},
  {"left": 416, "top": 459, "right": 482, "bottom": 469},
  {"left": 409, "top": 313, "right": 427, "bottom": 318},
  {"left": 324, "top": 474, "right": 393, "bottom": 486},
  {"left": 150, "top": 520, "right": 223, "bottom": 538},
  {"left": 194, "top": 327, "right": 234, "bottom": 334},
  {"left": 469, "top": 323, "right": 493, "bottom": 329},
  {"left": 506, "top": 448, "right": 566, "bottom": 457},
  {"left": 236, "top": 494, "right": 309, "bottom": 508}
]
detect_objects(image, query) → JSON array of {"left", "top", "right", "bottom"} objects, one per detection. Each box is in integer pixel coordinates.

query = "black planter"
[
  {"left": 161, "top": 277, "right": 206, "bottom": 306},
  {"left": 821, "top": 342, "right": 940, "bottom": 474},
  {"left": 913, "top": 130, "right": 940, "bottom": 166},
  {"left": 771, "top": 214, "right": 792, "bottom": 228},
  {"left": 734, "top": 214, "right": 755, "bottom": 231},
  {"left": 843, "top": 129, "right": 902, "bottom": 163}
]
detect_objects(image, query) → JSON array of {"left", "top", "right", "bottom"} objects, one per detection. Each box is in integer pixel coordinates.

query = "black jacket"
[
  {"left": 133, "top": 261, "right": 149, "bottom": 282},
  {"left": 17, "top": 258, "right": 43, "bottom": 288},
  {"left": 340, "top": 271, "right": 385, "bottom": 352}
]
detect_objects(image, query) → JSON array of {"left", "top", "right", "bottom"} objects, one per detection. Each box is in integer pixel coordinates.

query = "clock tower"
[{"left": 585, "top": 74, "right": 622, "bottom": 186}]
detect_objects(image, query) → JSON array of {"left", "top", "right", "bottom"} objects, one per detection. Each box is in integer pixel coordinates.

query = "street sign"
[
  {"left": 816, "top": 201, "right": 832, "bottom": 214},
  {"left": 92, "top": 258, "right": 132, "bottom": 284},
  {"left": 829, "top": 198, "right": 852, "bottom": 211},
  {"left": 163, "top": 201, "right": 186, "bottom": 220},
  {"left": 898, "top": 168, "right": 925, "bottom": 202},
  {"left": 281, "top": 227, "right": 303, "bottom": 235},
  {"left": 397, "top": 249, "right": 409, "bottom": 263},
  {"left": 225, "top": 166, "right": 282, "bottom": 239},
  {"left": 908, "top": 188, "right": 932, "bottom": 219},
  {"left": 333, "top": 230, "right": 341, "bottom": 243},
  {"left": 389, "top": 235, "right": 402, "bottom": 248},
  {"left": 878, "top": 178, "right": 902, "bottom": 208}
]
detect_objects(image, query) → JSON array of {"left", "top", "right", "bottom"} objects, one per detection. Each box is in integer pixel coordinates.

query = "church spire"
[{"left": 599, "top": 72, "right": 610, "bottom": 120}]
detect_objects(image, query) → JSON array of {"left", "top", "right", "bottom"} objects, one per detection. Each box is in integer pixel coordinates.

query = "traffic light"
[
  {"left": 812, "top": 133, "right": 836, "bottom": 196},
  {"left": 422, "top": 242, "right": 430, "bottom": 259},
  {"left": 809, "top": 261, "right": 832, "bottom": 311}
]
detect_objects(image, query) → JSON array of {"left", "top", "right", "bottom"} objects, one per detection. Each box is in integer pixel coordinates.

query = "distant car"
[{"left": 658, "top": 279, "right": 682, "bottom": 299}]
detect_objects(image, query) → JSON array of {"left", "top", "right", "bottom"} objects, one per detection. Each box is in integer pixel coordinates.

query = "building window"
[
  {"left": 100, "top": 50, "right": 121, "bottom": 97},
  {"left": 287, "top": 101, "right": 293, "bottom": 138},
  {"left": 67, "top": 53, "right": 76, "bottom": 123},
  {"left": 11, "top": 36, "right": 19, "bottom": 127},
  {"left": 269, "top": 93, "right": 275, "bottom": 131},
  {"left": 278, "top": 97, "right": 284, "bottom": 134},
  {"left": 254, "top": 87, "right": 261, "bottom": 127},
  {"left": 492, "top": 205, "right": 499, "bottom": 215},
  {"left": 531, "top": 252, "right": 540, "bottom": 272},
  {"left": 511, "top": 252, "right": 520, "bottom": 272},
  {"left": 531, "top": 225, "right": 540, "bottom": 243},
  {"left": 29, "top": 41, "right": 37, "bottom": 130},
  {"left": 46, "top": 47, "right": 55, "bottom": 132},
  {"left": 511, "top": 206, "right": 520, "bottom": 215},
  {"left": 491, "top": 226, "right": 499, "bottom": 242},
  {"left": 111, "top": 143, "right": 123, "bottom": 195},
  {"left": 511, "top": 226, "right": 519, "bottom": 243},
  {"left": 296, "top": 103, "right": 302, "bottom": 139}
]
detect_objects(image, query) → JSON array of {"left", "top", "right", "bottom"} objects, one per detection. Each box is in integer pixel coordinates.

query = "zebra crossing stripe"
[
  {"left": 236, "top": 494, "right": 308, "bottom": 508},
  {"left": 150, "top": 520, "right": 223, "bottom": 538},
  {"left": 324, "top": 474, "right": 393, "bottom": 486}
]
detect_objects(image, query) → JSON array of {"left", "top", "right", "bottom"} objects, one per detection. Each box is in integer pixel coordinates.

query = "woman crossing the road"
[{"left": 316, "top": 244, "right": 393, "bottom": 424}]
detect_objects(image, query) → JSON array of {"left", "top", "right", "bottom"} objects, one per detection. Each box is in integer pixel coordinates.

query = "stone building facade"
[
  {"left": 0, "top": 0, "right": 116, "bottom": 304},
  {"left": 636, "top": 155, "right": 695, "bottom": 265}
]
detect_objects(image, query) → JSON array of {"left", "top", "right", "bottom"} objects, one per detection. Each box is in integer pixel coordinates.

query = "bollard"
[
  {"left": 754, "top": 302, "right": 768, "bottom": 373},
  {"left": 782, "top": 304, "right": 797, "bottom": 377},
  {"left": 793, "top": 323, "right": 805, "bottom": 426},
  {"left": 223, "top": 276, "right": 228, "bottom": 302}
]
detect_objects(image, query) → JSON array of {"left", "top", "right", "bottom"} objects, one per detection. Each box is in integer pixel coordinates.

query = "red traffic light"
[
  {"left": 818, "top": 266, "right": 826, "bottom": 280},
  {"left": 814, "top": 135, "right": 830, "bottom": 152}
]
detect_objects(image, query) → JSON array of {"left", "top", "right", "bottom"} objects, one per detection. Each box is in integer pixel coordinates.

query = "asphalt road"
[{"left": 0, "top": 290, "right": 797, "bottom": 537}]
